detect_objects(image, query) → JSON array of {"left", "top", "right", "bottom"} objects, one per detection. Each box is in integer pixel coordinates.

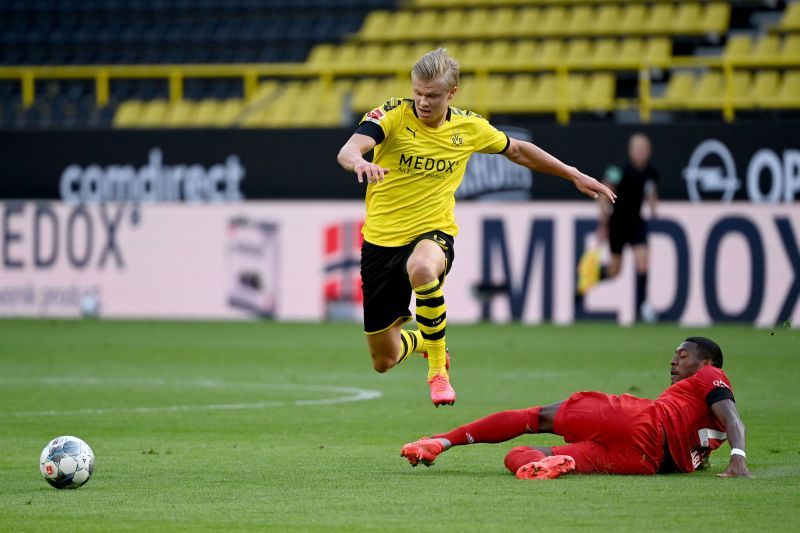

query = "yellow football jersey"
[{"left": 357, "top": 98, "right": 509, "bottom": 247}]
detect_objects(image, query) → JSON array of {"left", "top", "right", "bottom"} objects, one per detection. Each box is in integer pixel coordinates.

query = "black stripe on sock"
[
  {"left": 416, "top": 312, "right": 446, "bottom": 328},
  {"left": 409, "top": 332, "right": 418, "bottom": 352},
  {"left": 421, "top": 329, "right": 446, "bottom": 341},
  {"left": 416, "top": 296, "right": 445, "bottom": 308},
  {"left": 414, "top": 282, "right": 442, "bottom": 296},
  {"left": 400, "top": 332, "right": 409, "bottom": 356}
]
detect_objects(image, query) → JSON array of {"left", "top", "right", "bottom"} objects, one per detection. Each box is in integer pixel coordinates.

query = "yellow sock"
[
  {"left": 397, "top": 329, "right": 424, "bottom": 364},
  {"left": 413, "top": 279, "right": 448, "bottom": 380}
]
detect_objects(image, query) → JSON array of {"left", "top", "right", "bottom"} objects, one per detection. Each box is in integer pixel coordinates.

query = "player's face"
[
  {"left": 411, "top": 77, "right": 456, "bottom": 128},
  {"left": 629, "top": 134, "right": 651, "bottom": 170},
  {"left": 670, "top": 341, "right": 709, "bottom": 384}
]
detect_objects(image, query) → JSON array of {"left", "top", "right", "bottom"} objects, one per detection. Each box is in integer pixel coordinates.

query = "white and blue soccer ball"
[{"left": 39, "top": 436, "right": 95, "bottom": 489}]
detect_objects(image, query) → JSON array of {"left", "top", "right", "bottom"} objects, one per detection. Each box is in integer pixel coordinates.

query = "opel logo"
[{"left": 683, "top": 139, "right": 741, "bottom": 202}]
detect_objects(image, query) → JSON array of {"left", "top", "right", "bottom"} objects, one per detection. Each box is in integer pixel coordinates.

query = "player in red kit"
[{"left": 400, "top": 337, "right": 751, "bottom": 479}]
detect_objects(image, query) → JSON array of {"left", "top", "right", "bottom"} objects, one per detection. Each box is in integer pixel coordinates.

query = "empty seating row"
[
  {"left": 357, "top": 3, "right": 729, "bottom": 41},
  {"left": 724, "top": 33, "right": 800, "bottom": 63},
  {"left": 408, "top": 0, "right": 722, "bottom": 7},
  {"left": 653, "top": 69, "right": 800, "bottom": 110},
  {"left": 309, "top": 38, "right": 671, "bottom": 72}
]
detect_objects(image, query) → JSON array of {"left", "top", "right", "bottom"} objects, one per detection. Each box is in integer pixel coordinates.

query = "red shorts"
[{"left": 551, "top": 391, "right": 664, "bottom": 475}]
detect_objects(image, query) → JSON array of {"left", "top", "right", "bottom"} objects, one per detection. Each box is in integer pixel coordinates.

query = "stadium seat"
[
  {"left": 594, "top": 5, "right": 621, "bottom": 37},
  {"left": 461, "top": 8, "right": 492, "bottom": 40},
  {"left": 592, "top": 39, "right": 620, "bottom": 68},
  {"left": 503, "top": 74, "right": 537, "bottom": 110},
  {"left": 439, "top": 10, "right": 469, "bottom": 40},
  {"left": 778, "top": 2, "right": 800, "bottom": 32},
  {"left": 724, "top": 35, "right": 753, "bottom": 62},
  {"left": 752, "top": 34, "right": 781, "bottom": 62},
  {"left": 781, "top": 35, "right": 800, "bottom": 60},
  {"left": 535, "top": 40, "right": 564, "bottom": 68},
  {"left": 359, "top": 10, "right": 390, "bottom": 40},
  {"left": 406, "top": 10, "right": 440, "bottom": 41},
  {"left": 583, "top": 73, "right": 615, "bottom": 111},
  {"left": 653, "top": 71, "right": 695, "bottom": 110},
  {"left": 565, "top": 39, "right": 592, "bottom": 68},
  {"left": 487, "top": 8, "right": 516, "bottom": 40},
  {"left": 772, "top": 71, "right": 800, "bottom": 108},
  {"left": 620, "top": 4, "right": 647, "bottom": 36},
  {"left": 515, "top": 7, "right": 543, "bottom": 39},
  {"left": 567, "top": 5, "right": 594, "bottom": 37},
  {"left": 618, "top": 38, "right": 645, "bottom": 67},
  {"left": 674, "top": 4, "right": 703, "bottom": 35},
  {"left": 645, "top": 38, "right": 672, "bottom": 67},
  {"left": 113, "top": 100, "right": 144, "bottom": 127},
  {"left": 540, "top": 6, "right": 567, "bottom": 38},
  {"left": 686, "top": 71, "right": 724, "bottom": 109},
  {"left": 647, "top": 4, "right": 675, "bottom": 35},
  {"left": 751, "top": 70, "right": 780, "bottom": 107},
  {"left": 702, "top": 3, "right": 732, "bottom": 36},
  {"left": 508, "top": 40, "right": 539, "bottom": 69}
]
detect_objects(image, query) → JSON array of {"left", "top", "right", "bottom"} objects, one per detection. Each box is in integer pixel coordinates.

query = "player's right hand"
[{"left": 354, "top": 161, "right": 390, "bottom": 184}]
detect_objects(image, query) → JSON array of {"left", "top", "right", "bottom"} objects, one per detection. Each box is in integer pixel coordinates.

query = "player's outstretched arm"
[
  {"left": 711, "top": 399, "right": 752, "bottom": 478},
  {"left": 502, "top": 138, "right": 616, "bottom": 203},
  {"left": 337, "top": 133, "right": 390, "bottom": 184}
]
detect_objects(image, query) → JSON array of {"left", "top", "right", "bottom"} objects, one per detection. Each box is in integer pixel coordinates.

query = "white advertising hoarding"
[{"left": 1, "top": 201, "right": 797, "bottom": 327}]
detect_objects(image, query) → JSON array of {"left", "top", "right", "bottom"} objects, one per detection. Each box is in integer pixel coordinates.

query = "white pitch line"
[{"left": 0, "top": 377, "right": 383, "bottom": 417}]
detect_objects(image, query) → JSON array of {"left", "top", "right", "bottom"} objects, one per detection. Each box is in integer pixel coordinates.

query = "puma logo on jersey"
[{"left": 406, "top": 126, "right": 416, "bottom": 138}]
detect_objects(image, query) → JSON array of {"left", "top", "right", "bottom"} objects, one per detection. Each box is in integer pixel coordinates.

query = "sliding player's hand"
[
  {"left": 717, "top": 456, "right": 752, "bottom": 478},
  {"left": 354, "top": 161, "right": 390, "bottom": 184}
]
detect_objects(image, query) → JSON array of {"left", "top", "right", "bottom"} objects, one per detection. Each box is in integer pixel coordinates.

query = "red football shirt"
[{"left": 655, "top": 365, "right": 734, "bottom": 472}]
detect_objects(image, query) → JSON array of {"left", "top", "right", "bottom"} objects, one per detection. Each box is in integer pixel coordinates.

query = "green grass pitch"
[{"left": 1, "top": 319, "right": 798, "bottom": 532}]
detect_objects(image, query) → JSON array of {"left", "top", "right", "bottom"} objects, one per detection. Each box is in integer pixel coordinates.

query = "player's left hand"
[
  {"left": 571, "top": 169, "right": 616, "bottom": 203},
  {"left": 717, "top": 456, "right": 752, "bottom": 478}
]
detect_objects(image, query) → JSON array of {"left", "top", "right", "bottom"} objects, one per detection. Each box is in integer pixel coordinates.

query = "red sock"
[
  {"left": 433, "top": 407, "right": 541, "bottom": 446},
  {"left": 504, "top": 446, "right": 547, "bottom": 473}
]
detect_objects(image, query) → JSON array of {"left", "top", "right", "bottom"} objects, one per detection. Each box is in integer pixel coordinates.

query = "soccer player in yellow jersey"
[{"left": 337, "top": 48, "right": 616, "bottom": 407}]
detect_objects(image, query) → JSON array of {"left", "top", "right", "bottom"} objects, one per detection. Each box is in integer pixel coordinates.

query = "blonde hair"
[{"left": 411, "top": 48, "right": 460, "bottom": 90}]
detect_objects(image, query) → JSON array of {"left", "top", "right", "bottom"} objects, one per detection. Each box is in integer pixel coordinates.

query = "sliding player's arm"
[{"left": 711, "top": 399, "right": 752, "bottom": 478}]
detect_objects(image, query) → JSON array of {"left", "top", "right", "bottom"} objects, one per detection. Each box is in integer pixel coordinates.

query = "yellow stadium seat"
[
  {"left": 439, "top": 40, "right": 462, "bottom": 61},
  {"left": 751, "top": 70, "right": 781, "bottom": 107},
  {"left": 644, "top": 38, "right": 672, "bottom": 67},
  {"left": 439, "top": 10, "right": 468, "bottom": 40},
  {"left": 592, "top": 38, "right": 619, "bottom": 68},
  {"left": 359, "top": 43, "right": 386, "bottom": 71},
  {"left": 540, "top": 6, "right": 567, "bottom": 37},
  {"left": 508, "top": 40, "right": 539, "bottom": 69},
  {"left": 654, "top": 71, "right": 695, "bottom": 109},
  {"left": 729, "top": 71, "right": 754, "bottom": 108},
  {"left": 687, "top": 71, "right": 723, "bottom": 109},
  {"left": 782, "top": 35, "right": 800, "bottom": 60},
  {"left": 702, "top": 3, "right": 731, "bottom": 36},
  {"left": 583, "top": 73, "right": 615, "bottom": 111},
  {"left": 673, "top": 4, "right": 702, "bottom": 35},
  {"left": 753, "top": 34, "right": 781, "bottom": 62},
  {"left": 192, "top": 99, "right": 222, "bottom": 127},
  {"left": 214, "top": 99, "right": 243, "bottom": 127},
  {"left": 567, "top": 5, "right": 594, "bottom": 37},
  {"left": 724, "top": 35, "right": 753, "bottom": 62},
  {"left": 535, "top": 40, "right": 564, "bottom": 68},
  {"left": 307, "top": 44, "right": 335, "bottom": 67},
  {"left": 384, "top": 43, "right": 413, "bottom": 70},
  {"left": 647, "top": 4, "right": 674, "bottom": 35},
  {"left": 486, "top": 8, "right": 516, "bottom": 39},
  {"left": 453, "top": 75, "right": 477, "bottom": 110},
  {"left": 778, "top": 3, "right": 800, "bottom": 31},
  {"left": 461, "top": 8, "right": 491, "bottom": 39},
  {"left": 565, "top": 39, "right": 592, "bottom": 67},
  {"left": 460, "top": 41, "right": 489, "bottom": 69},
  {"left": 359, "top": 11, "right": 390, "bottom": 40},
  {"left": 335, "top": 44, "right": 362, "bottom": 71},
  {"left": 139, "top": 100, "right": 169, "bottom": 127},
  {"left": 774, "top": 71, "right": 800, "bottom": 107},
  {"left": 383, "top": 11, "right": 415, "bottom": 41},
  {"left": 515, "top": 7, "right": 544, "bottom": 38},
  {"left": 113, "top": 100, "right": 141, "bottom": 128},
  {"left": 618, "top": 38, "right": 645, "bottom": 67},
  {"left": 620, "top": 4, "right": 647, "bottom": 36},
  {"left": 594, "top": 5, "right": 621, "bottom": 36},
  {"left": 407, "top": 10, "right": 440, "bottom": 41},
  {"left": 162, "top": 100, "right": 194, "bottom": 127},
  {"left": 531, "top": 74, "right": 558, "bottom": 111},
  {"left": 504, "top": 74, "right": 537, "bottom": 109}
]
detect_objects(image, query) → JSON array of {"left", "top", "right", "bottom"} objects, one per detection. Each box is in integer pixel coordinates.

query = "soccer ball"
[{"left": 39, "top": 436, "right": 95, "bottom": 489}]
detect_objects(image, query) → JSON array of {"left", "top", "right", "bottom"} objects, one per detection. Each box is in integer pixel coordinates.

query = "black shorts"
[
  {"left": 360, "top": 230, "right": 455, "bottom": 334},
  {"left": 609, "top": 218, "right": 647, "bottom": 255}
]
